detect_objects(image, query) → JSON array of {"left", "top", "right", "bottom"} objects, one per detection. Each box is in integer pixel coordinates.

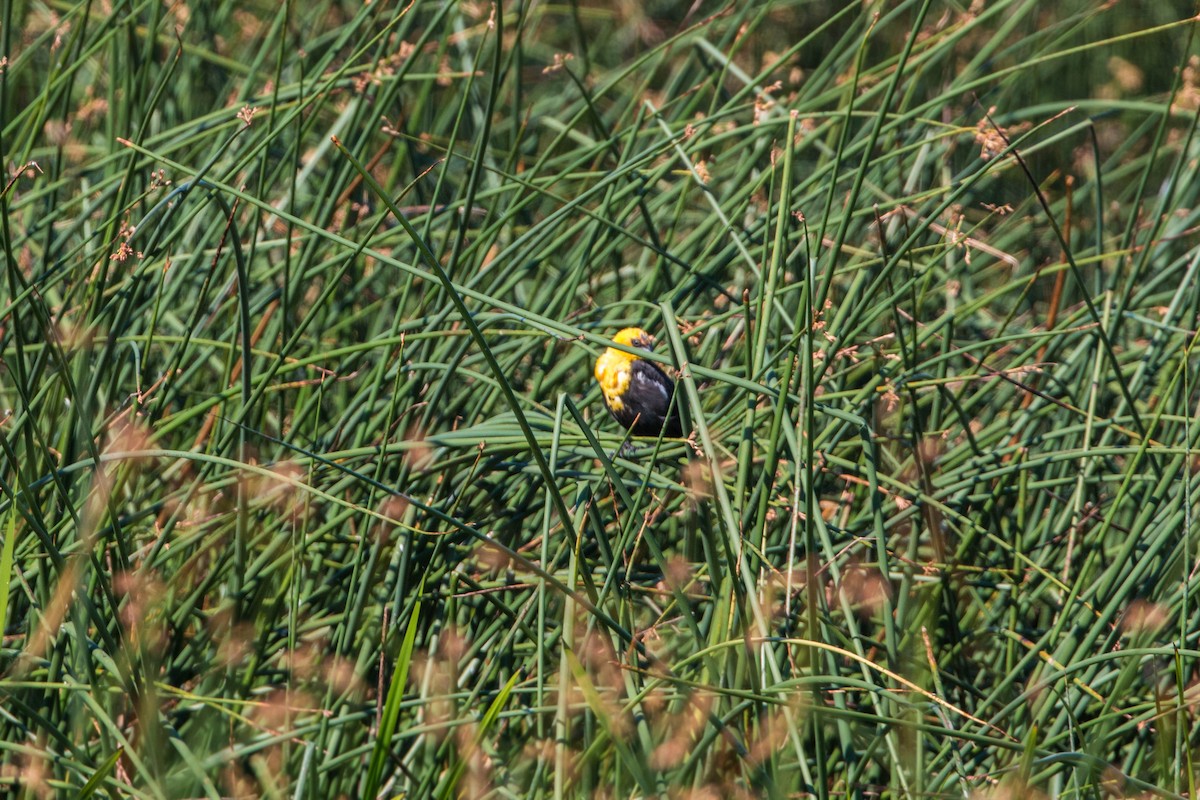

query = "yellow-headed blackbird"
[{"left": 594, "top": 327, "right": 682, "bottom": 437}]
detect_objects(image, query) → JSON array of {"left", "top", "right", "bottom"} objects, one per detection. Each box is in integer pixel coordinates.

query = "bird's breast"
[{"left": 594, "top": 350, "right": 633, "bottom": 411}]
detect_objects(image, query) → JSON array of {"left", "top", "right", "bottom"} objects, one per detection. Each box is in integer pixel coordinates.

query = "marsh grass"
[{"left": 2, "top": 0, "right": 1200, "bottom": 797}]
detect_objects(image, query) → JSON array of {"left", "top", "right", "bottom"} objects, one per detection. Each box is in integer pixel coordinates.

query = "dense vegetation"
[{"left": 1, "top": 0, "right": 1199, "bottom": 797}]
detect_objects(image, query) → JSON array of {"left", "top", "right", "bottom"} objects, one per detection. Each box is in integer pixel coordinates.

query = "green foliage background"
[{"left": 2, "top": 0, "right": 1200, "bottom": 797}]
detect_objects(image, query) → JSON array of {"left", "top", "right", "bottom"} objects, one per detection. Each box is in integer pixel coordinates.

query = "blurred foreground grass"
[{"left": 2, "top": 0, "right": 1200, "bottom": 797}]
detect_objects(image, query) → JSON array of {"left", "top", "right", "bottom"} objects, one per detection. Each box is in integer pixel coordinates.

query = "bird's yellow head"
[{"left": 611, "top": 327, "right": 655, "bottom": 350}]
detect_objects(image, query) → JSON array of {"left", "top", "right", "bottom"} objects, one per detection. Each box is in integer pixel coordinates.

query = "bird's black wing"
[{"left": 623, "top": 359, "right": 682, "bottom": 437}]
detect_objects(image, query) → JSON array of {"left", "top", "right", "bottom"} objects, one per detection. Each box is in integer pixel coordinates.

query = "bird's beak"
[{"left": 634, "top": 334, "right": 655, "bottom": 350}]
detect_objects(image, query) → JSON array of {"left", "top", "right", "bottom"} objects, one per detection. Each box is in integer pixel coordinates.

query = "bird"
[{"left": 594, "top": 327, "right": 683, "bottom": 438}]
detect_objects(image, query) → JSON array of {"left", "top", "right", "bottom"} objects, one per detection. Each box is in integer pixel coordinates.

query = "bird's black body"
[{"left": 608, "top": 359, "right": 683, "bottom": 438}]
